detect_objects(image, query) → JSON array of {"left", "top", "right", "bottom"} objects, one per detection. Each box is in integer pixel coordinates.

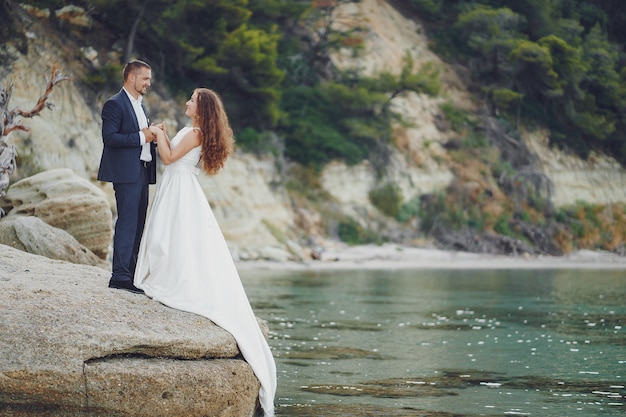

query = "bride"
[{"left": 134, "top": 88, "right": 276, "bottom": 416}]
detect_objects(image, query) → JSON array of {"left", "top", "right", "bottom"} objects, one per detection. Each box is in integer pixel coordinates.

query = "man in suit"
[{"left": 98, "top": 59, "right": 157, "bottom": 294}]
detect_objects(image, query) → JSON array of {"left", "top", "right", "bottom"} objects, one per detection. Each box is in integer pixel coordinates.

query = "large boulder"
[
  {"left": 0, "top": 244, "right": 267, "bottom": 417},
  {"left": 3, "top": 168, "right": 112, "bottom": 259},
  {"left": 0, "top": 215, "right": 108, "bottom": 267}
]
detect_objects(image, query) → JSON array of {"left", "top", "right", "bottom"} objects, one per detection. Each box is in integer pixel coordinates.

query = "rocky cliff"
[{"left": 1, "top": 0, "right": 625, "bottom": 262}]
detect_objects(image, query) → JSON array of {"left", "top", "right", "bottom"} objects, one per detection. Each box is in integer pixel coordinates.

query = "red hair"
[{"left": 194, "top": 88, "right": 235, "bottom": 175}]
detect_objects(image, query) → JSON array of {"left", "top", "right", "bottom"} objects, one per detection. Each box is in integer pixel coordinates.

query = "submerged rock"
[{"left": 0, "top": 244, "right": 268, "bottom": 417}]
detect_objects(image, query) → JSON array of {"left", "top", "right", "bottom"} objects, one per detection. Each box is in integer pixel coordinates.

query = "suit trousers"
[{"left": 110, "top": 162, "right": 150, "bottom": 282}]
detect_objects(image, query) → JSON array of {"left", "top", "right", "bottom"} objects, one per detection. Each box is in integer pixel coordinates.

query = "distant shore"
[{"left": 236, "top": 243, "right": 626, "bottom": 271}]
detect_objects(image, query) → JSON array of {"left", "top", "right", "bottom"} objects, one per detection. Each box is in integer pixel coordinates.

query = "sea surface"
[{"left": 240, "top": 268, "right": 626, "bottom": 416}]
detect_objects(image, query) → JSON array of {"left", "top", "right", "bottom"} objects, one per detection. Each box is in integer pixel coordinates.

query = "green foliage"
[
  {"left": 280, "top": 77, "right": 394, "bottom": 168},
  {"left": 280, "top": 84, "right": 367, "bottom": 169},
  {"left": 407, "top": 0, "right": 442, "bottom": 20},
  {"left": 399, "top": 59, "right": 442, "bottom": 96},
  {"left": 509, "top": 40, "right": 554, "bottom": 89},
  {"left": 83, "top": 0, "right": 284, "bottom": 131},
  {"left": 368, "top": 182, "right": 402, "bottom": 218},
  {"left": 216, "top": 24, "right": 285, "bottom": 127},
  {"left": 396, "top": 195, "right": 421, "bottom": 223},
  {"left": 284, "top": 164, "right": 332, "bottom": 203},
  {"left": 448, "top": 1, "right": 626, "bottom": 163},
  {"left": 236, "top": 127, "right": 284, "bottom": 156},
  {"left": 360, "top": 55, "right": 441, "bottom": 98},
  {"left": 551, "top": 201, "right": 626, "bottom": 252},
  {"left": 279, "top": 54, "right": 441, "bottom": 170},
  {"left": 493, "top": 214, "right": 514, "bottom": 237},
  {"left": 462, "top": 132, "right": 488, "bottom": 149},
  {"left": 82, "top": 63, "right": 122, "bottom": 91},
  {"left": 439, "top": 101, "right": 474, "bottom": 132},
  {"left": 455, "top": 5, "right": 525, "bottom": 60},
  {"left": 337, "top": 217, "right": 382, "bottom": 246},
  {"left": 418, "top": 192, "right": 447, "bottom": 233},
  {"left": 489, "top": 88, "right": 524, "bottom": 111}
]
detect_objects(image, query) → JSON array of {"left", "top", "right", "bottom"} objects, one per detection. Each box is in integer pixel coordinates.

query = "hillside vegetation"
[{"left": 6, "top": 0, "right": 626, "bottom": 255}]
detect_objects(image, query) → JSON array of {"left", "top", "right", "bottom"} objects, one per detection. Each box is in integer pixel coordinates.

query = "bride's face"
[{"left": 185, "top": 93, "right": 198, "bottom": 120}]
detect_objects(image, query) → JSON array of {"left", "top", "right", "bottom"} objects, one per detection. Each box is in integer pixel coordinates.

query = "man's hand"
[{"left": 142, "top": 127, "right": 157, "bottom": 143}]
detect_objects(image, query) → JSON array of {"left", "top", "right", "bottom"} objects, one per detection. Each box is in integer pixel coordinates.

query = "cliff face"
[
  {"left": 322, "top": 0, "right": 626, "bottom": 211},
  {"left": 1, "top": 0, "right": 625, "bottom": 258}
]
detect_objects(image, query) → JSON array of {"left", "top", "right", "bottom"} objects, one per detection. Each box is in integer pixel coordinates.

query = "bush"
[
  {"left": 82, "top": 63, "right": 123, "bottom": 92},
  {"left": 338, "top": 217, "right": 382, "bottom": 245},
  {"left": 440, "top": 102, "right": 475, "bottom": 132},
  {"left": 397, "top": 195, "right": 421, "bottom": 223},
  {"left": 369, "top": 182, "right": 402, "bottom": 218}
]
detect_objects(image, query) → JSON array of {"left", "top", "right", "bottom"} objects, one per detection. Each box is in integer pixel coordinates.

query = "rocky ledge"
[{"left": 0, "top": 244, "right": 267, "bottom": 417}]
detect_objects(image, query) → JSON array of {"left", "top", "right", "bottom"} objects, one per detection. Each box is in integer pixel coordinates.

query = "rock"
[
  {"left": 4, "top": 168, "right": 112, "bottom": 259},
  {"left": 19, "top": 4, "right": 51, "bottom": 19},
  {"left": 257, "top": 245, "right": 294, "bottom": 262},
  {"left": 80, "top": 45, "right": 100, "bottom": 68},
  {"left": 433, "top": 226, "right": 536, "bottom": 256},
  {"left": 55, "top": 5, "right": 92, "bottom": 29},
  {"left": 295, "top": 207, "right": 323, "bottom": 237},
  {"left": 0, "top": 244, "right": 267, "bottom": 417},
  {"left": 0, "top": 215, "right": 107, "bottom": 267}
]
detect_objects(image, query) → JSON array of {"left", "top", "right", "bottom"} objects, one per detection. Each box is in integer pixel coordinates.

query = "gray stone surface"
[
  {"left": 4, "top": 168, "right": 113, "bottom": 259},
  {"left": 0, "top": 244, "right": 265, "bottom": 417},
  {"left": 0, "top": 215, "right": 107, "bottom": 267}
]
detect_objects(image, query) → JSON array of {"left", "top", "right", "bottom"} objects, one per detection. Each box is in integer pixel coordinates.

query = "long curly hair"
[{"left": 194, "top": 88, "right": 234, "bottom": 175}]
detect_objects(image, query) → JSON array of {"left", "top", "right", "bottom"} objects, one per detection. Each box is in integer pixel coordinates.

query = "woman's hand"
[
  {"left": 149, "top": 125, "right": 165, "bottom": 143},
  {"left": 151, "top": 121, "right": 166, "bottom": 131}
]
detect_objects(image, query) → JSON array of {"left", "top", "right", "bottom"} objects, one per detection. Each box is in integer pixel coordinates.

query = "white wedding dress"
[{"left": 134, "top": 127, "right": 276, "bottom": 416}]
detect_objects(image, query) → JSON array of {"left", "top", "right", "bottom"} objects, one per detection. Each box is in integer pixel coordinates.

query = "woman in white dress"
[{"left": 134, "top": 88, "right": 276, "bottom": 416}]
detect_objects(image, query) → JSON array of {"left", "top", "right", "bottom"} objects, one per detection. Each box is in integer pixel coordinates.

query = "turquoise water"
[{"left": 240, "top": 268, "right": 626, "bottom": 416}]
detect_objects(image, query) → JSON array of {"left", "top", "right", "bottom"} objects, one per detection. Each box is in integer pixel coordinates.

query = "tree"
[
  {"left": 455, "top": 6, "right": 526, "bottom": 83},
  {"left": 215, "top": 24, "right": 285, "bottom": 128}
]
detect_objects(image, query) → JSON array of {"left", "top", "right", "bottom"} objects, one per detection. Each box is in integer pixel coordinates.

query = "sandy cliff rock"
[
  {"left": 0, "top": 244, "right": 267, "bottom": 417},
  {"left": 523, "top": 129, "right": 626, "bottom": 207}
]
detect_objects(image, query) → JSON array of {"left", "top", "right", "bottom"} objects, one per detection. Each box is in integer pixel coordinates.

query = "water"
[{"left": 240, "top": 268, "right": 626, "bottom": 416}]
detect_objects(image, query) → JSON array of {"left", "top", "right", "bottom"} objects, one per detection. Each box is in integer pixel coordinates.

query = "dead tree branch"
[
  {"left": 0, "top": 63, "right": 70, "bottom": 207},
  {"left": 2, "top": 63, "right": 70, "bottom": 137}
]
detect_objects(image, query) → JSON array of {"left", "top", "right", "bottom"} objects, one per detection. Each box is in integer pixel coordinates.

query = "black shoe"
[{"left": 108, "top": 280, "right": 144, "bottom": 294}]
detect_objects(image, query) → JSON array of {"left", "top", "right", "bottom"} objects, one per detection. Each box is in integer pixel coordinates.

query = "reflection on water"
[{"left": 241, "top": 268, "right": 626, "bottom": 417}]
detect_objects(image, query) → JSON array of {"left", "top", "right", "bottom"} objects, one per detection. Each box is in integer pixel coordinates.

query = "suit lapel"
[
  {"left": 142, "top": 103, "right": 149, "bottom": 126},
  {"left": 119, "top": 89, "right": 140, "bottom": 131}
]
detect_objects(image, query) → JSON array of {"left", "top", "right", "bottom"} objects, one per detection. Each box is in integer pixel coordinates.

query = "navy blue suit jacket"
[{"left": 97, "top": 89, "right": 157, "bottom": 184}]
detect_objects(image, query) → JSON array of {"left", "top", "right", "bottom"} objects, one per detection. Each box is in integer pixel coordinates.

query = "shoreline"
[{"left": 236, "top": 243, "right": 626, "bottom": 271}]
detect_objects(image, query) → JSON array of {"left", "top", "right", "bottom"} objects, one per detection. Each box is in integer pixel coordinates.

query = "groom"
[{"left": 98, "top": 59, "right": 157, "bottom": 294}]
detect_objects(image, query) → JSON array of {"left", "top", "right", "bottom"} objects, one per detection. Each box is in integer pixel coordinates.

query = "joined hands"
[{"left": 147, "top": 122, "right": 166, "bottom": 143}]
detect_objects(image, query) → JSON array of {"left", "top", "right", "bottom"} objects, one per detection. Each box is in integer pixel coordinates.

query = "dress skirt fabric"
[{"left": 134, "top": 127, "right": 276, "bottom": 416}]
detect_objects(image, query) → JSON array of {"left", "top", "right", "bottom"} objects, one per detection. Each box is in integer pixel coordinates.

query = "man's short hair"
[{"left": 123, "top": 60, "right": 151, "bottom": 81}]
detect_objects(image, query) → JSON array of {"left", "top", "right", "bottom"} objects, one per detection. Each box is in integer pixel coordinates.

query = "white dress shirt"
[{"left": 123, "top": 88, "right": 152, "bottom": 162}]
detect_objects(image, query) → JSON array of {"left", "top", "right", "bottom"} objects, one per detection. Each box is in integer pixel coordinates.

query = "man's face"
[{"left": 130, "top": 67, "right": 152, "bottom": 97}]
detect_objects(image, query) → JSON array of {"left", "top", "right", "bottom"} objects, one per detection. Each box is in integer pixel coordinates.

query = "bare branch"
[
  {"left": 2, "top": 64, "right": 70, "bottom": 137},
  {"left": 0, "top": 63, "right": 69, "bottom": 211},
  {"left": 13, "top": 63, "right": 70, "bottom": 119}
]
